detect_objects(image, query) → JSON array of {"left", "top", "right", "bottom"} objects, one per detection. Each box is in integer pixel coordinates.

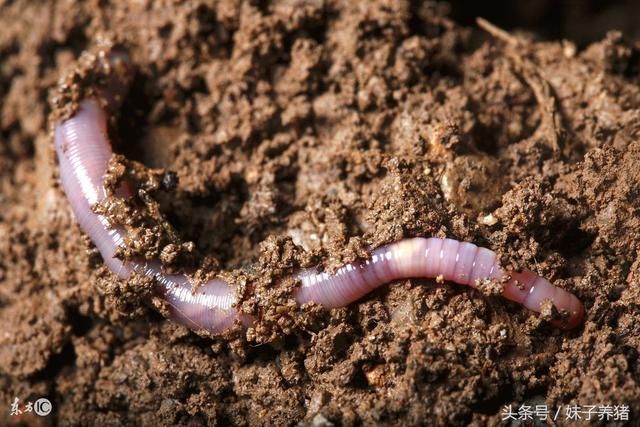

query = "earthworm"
[{"left": 54, "top": 52, "right": 584, "bottom": 334}]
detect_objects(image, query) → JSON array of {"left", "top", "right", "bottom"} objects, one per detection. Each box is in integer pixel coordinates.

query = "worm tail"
[{"left": 296, "top": 237, "right": 584, "bottom": 330}]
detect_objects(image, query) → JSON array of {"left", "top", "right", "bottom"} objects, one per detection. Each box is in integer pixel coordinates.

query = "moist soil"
[{"left": 1, "top": 1, "right": 640, "bottom": 426}]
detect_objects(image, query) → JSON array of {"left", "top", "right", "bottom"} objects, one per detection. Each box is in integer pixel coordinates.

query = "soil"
[{"left": 1, "top": 1, "right": 640, "bottom": 426}]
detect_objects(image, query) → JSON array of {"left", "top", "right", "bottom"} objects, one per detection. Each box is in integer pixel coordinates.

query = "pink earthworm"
[{"left": 54, "top": 53, "right": 584, "bottom": 334}]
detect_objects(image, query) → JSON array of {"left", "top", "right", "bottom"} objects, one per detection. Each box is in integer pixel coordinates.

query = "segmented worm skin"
[
  {"left": 297, "top": 239, "right": 584, "bottom": 329},
  {"left": 54, "top": 55, "right": 584, "bottom": 334},
  {"left": 55, "top": 100, "right": 239, "bottom": 333}
]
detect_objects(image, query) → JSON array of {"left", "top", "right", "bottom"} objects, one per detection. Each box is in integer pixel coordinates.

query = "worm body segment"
[
  {"left": 56, "top": 100, "right": 237, "bottom": 333},
  {"left": 296, "top": 238, "right": 583, "bottom": 329}
]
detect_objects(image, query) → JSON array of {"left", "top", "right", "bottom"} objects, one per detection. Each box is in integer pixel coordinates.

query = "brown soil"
[{"left": 1, "top": 1, "right": 640, "bottom": 426}]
